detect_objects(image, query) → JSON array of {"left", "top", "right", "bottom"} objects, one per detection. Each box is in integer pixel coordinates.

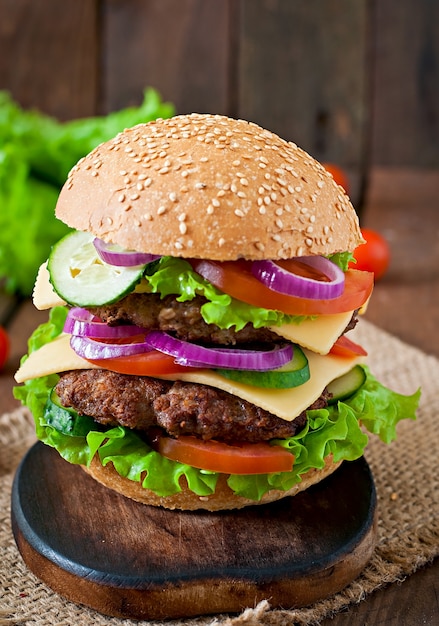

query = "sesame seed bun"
[
  {"left": 55, "top": 114, "right": 363, "bottom": 260},
  {"left": 82, "top": 455, "right": 342, "bottom": 511}
]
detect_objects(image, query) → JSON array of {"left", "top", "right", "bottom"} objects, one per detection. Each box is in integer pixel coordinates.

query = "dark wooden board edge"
[
  {"left": 12, "top": 518, "right": 377, "bottom": 621},
  {"left": 11, "top": 444, "right": 378, "bottom": 620}
]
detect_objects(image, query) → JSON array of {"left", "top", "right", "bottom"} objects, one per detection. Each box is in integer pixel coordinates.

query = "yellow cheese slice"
[
  {"left": 269, "top": 311, "right": 353, "bottom": 354},
  {"left": 32, "top": 261, "right": 356, "bottom": 354},
  {"left": 14, "top": 333, "right": 363, "bottom": 422},
  {"left": 33, "top": 262, "right": 66, "bottom": 310}
]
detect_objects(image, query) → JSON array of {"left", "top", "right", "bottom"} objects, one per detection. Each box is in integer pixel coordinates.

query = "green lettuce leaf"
[
  {"left": 145, "top": 256, "right": 307, "bottom": 331},
  {"left": 328, "top": 251, "right": 355, "bottom": 272},
  {"left": 14, "top": 310, "right": 420, "bottom": 501},
  {"left": 0, "top": 89, "right": 174, "bottom": 295}
]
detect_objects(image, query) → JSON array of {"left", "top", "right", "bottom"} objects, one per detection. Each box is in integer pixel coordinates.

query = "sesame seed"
[
  {"left": 264, "top": 196, "right": 271, "bottom": 205},
  {"left": 178, "top": 213, "right": 186, "bottom": 221},
  {"left": 237, "top": 191, "right": 246, "bottom": 198},
  {"left": 159, "top": 167, "right": 169, "bottom": 174},
  {"left": 175, "top": 241, "right": 184, "bottom": 250},
  {"left": 157, "top": 206, "right": 167, "bottom": 215},
  {"left": 218, "top": 238, "right": 225, "bottom": 247},
  {"left": 107, "top": 217, "right": 113, "bottom": 225},
  {"left": 130, "top": 193, "right": 140, "bottom": 201},
  {"left": 258, "top": 206, "right": 266, "bottom": 214},
  {"left": 305, "top": 238, "right": 313, "bottom": 247},
  {"left": 123, "top": 204, "right": 132, "bottom": 212},
  {"left": 306, "top": 226, "right": 314, "bottom": 234},
  {"left": 235, "top": 209, "right": 245, "bottom": 217},
  {"left": 206, "top": 205, "right": 214, "bottom": 214},
  {"left": 118, "top": 193, "right": 126, "bottom": 203},
  {"left": 212, "top": 199, "right": 220, "bottom": 207},
  {"left": 143, "top": 212, "right": 153, "bottom": 221},
  {"left": 169, "top": 192, "right": 178, "bottom": 202},
  {"left": 275, "top": 219, "right": 283, "bottom": 229},
  {"left": 195, "top": 182, "right": 206, "bottom": 189},
  {"left": 323, "top": 225, "right": 330, "bottom": 235},
  {"left": 240, "top": 178, "right": 249, "bottom": 186},
  {"left": 137, "top": 183, "right": 143, "bottom": 191},
  {"left": 255, "top": 242, "right": 265, "bottom": 251},
  {"left": 144, "top": 178, "right": 152, "bottom": 187},
  {"left": 179, "top": 222, "right": 187, "bottom": 235}
]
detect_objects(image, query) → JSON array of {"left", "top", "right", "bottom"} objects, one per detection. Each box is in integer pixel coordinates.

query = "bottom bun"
[{"left": 82, "top": 455, "right": 342, "bottom": 511}]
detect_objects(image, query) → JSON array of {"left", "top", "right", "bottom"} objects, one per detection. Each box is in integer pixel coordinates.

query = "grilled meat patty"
[
  {"left": 55, "top": 369, "right": 326, "bottom": 443},
  {"left": 90, "top": 293, "right": 282, "bottom": 345}
]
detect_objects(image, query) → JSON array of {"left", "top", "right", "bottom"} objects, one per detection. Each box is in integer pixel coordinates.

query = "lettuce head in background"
[{"left": 0, "top": 89, "right": 175, "bottom": 295}]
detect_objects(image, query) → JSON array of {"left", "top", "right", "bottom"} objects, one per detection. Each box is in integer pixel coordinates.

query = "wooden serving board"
[{"left": 11, "top": 443, "right": 377, "bottom": 620}]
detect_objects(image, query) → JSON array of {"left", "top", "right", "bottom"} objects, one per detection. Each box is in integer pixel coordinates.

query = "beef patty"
[
  {"left": 55, "top": 369, "right": 328, "bottom": 443},
  {"left": 90, "top": 293, "right": 284, "bottom": 346}
]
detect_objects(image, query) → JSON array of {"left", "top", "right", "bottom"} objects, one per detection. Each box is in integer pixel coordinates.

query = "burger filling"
[{"left": 54, "top": 368, "right": 316, "bottom": 443}]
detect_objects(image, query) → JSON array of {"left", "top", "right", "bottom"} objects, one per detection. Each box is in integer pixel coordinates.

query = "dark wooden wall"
[{"left": 1, "top": 0, "right": 438, "bottom": 207}]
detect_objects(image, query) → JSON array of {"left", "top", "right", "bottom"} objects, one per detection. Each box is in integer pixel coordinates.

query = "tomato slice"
[
  {"left": 329, "top": 335, "right": 368, "bottom": 358},
  {"left": 87, "top": 349, "right": 192, "bottom": 376},
  {"left": 153, "top": 434, "right": 294, "bottom": 475},
  {"left": 191, "top": 259, "right": 374, "bottom": 315}
]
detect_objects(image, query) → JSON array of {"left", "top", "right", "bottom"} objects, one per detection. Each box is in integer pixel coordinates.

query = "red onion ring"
[
  {"left": 64, "top": 307, "right": 147, "bottom": 339},
  {"left": 251, "top": 256, "right": 345, "bottom": 299},
  {"left": 143, "top": 331, "right": 294, "bottom": 371},
  {"left": 70, "top": 334, "right": 153, "bottom": 360},
  {"left": 93, "top": 238, "right": 161, "bottom": 267},
  {"left": 69, "top": 328, "right": 293, "bottom": 370}
]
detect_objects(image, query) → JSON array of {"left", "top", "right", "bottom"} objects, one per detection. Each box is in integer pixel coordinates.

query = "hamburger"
[{"left": 14, "top": 114, "right": 419, "bottom": 511}]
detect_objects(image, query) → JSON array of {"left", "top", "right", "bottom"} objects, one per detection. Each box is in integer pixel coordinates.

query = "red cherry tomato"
[
  {"left": 349, "top": 228, "right": 390, "bottom": 281},
  {"left": 323, "top": 163, "right": 350, "bottom": 195},
  {"left": 0, "top": 326, "right": 10, "bottom": 370}
]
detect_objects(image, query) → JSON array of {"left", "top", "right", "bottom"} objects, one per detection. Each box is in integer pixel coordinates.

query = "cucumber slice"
[
  {"left": 216, "top": 345, "right": 310, "bottom": 389},
  {"left": 48, "top": 231, "right": 145, "bottom": 307},
  {"left": 327, "top": 365, "right": 366, "bottom": 404},
  {"left": 44, "top": 388, "right": 100, "bottom": 437}
]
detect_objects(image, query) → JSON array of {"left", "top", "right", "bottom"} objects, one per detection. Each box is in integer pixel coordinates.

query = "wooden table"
[{"left": 1, "top": 168, "right": 438, "bottom": 624}]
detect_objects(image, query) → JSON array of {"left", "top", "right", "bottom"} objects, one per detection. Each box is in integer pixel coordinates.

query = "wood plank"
[
  {"left": 237, "top": 0, "right": 369, "bottom": 206},
  {"left": 102, "top": 0, "right": 231, "bottom": 115},
  {"left": 359, "top": 168, "right": 439, "bottom": 357},
  {"left": 0, "top": 0, "right": 99, "bottom": 120},
  {"left": 370, "top": 0, "right": 439, "bottom": 167}
]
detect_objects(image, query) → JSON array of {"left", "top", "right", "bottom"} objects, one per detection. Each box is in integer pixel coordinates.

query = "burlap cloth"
[{"left": 0, "top": 320, "right": 438, "bottom": 625}]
